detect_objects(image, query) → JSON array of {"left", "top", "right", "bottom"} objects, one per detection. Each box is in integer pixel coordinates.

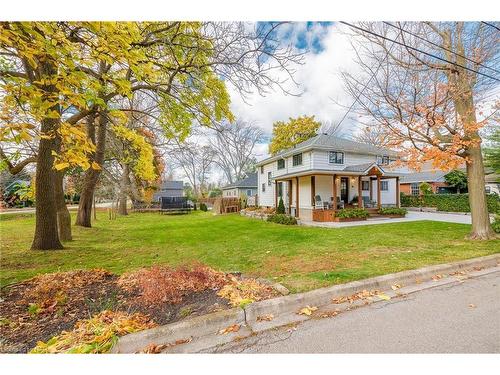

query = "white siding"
[
  {"left": 371, "top": 178, "right": 397, "bottom": 205},
  {"left": 313, "top": 150, "right": 377, "bottom": 171}
]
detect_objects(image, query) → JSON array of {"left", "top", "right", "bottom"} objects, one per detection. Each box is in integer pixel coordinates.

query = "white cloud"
[{"left": 227, "top": 22, "right": 362, "bottom": 160}]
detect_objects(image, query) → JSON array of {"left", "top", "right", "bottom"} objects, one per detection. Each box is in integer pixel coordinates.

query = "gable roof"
[
  {"left": 257, "top": 133, "right": 398, "bottom": 166},
  {"left": 342, "top": 162, "right": 384, "bottom": 173},
  {"left": 222, "top": 173, "right": 258, "bottom": 190},
  {"left": 160, "top": 180, "right": 184, "bottom": 190}
]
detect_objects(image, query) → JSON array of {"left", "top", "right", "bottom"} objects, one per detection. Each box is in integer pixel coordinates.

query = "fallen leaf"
[
  {"left": 298, "top": 306, "right": 318, "bottom": 316},
  {"left": 218, "top": 324, "right": 240, "bottom": 335},
  {"left": 377, "top": 293, "right": 391, "bottom": 301},
  {"left": 391, "top": 284, "right": 402, "bottom": 290},
  {"left": 468, "top": 304, "right": 476, "bottom": 308},
  {"left": 256, "top": 314, "right": 274, "bottom": 322},
  {"left": 415, "top": 278, "right": 422, "bottom": 284},
  {"left": 320, "top": 310, "right": 340, "bottom": 318},
  {"left": 432, "top": 274, "right": 444, "bottom": 281}
]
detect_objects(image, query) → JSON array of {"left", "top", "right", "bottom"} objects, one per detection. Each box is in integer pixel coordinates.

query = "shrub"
[
  {"left": 400, "top": 193, "right": 500, "bottom": 213},
  {"left": 199, "top": 202, "right": 208, "bottom": 211},
  {"left": 335, "top": 208, "right": 369, "bottom": 219},
  {"left": 277, "top": 197, "right": 286, "bottom": 214},
  {"left": 267, "top": 213, "right": 297, "bottom": 225},
  {"left": 378, "top": 207, "right": 407, "bottom": 216},
  {"left": 492, "top": 215, "right": 500, "bottom": 234},
  {"left": 419, "top": 182, "right": 433, "bottom": 195}
]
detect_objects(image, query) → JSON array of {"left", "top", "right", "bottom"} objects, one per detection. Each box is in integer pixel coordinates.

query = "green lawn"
[{"left": 1, "top": 211, "right": 498, "bottom": 292}]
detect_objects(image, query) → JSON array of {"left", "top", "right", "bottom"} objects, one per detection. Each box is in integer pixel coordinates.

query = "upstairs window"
[
  {"left": 277, "top": 159, "right": 285, "bottom": 170},
  {"left": 381, "top": 181, "right": 388, "bottom": 191},
  {"left": 378, "top": 155, "right": 390, "bottom": 165},
  {"left": 292, "top": 153, "right": 303, "bottom": 166},
  {"left": 329, "top": 151, "right": 344, "bottom": 164},
  {"left": 267, "top": 171, "right": 272, "bottom": 186}
]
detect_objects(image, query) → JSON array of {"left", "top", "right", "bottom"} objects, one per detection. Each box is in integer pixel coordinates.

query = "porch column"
[
  {"left": 358, "top": 176, "right": 362, "bottom": 208},
  {"left": 295, "top": 177, "right": 299, "bottom": 217},
  {"left": 332, "top": 174, "right": 337, "bottom": 215},
  {"left": 396, "top": 176, "right": 400, "bottom": 208},
  {"left": 377, "top": 175, "right": 381, "bottom": 209},
  {"left": 311, "top": 176, "right": 316, "bottom": 207},
  {"left": 288, "top": 180, "right": 292, "bottom": 214},
  {"left": 369, "top": 177, "right": 373, "bottom": 201},
  {"left": 274, "top": 180, "right": 278, "bottom": 208}
]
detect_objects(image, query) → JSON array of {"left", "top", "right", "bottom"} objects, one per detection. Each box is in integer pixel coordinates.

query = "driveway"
[
  {"left": 302, "top": 210, "right": 478, "bottom": 227},
  {"left": 208, "top": 270, "right": 500, "bottom": 353}
]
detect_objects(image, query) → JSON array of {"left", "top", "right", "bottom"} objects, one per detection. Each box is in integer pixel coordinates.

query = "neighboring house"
[
  {"left": 400, "top": 170, "right": 451, "bottom": 195},
  {"left": 485, "top": 173, "right": 500, "bottom": 195},
  {"left": 222, "top": 173, "right": 258, "bottom": 198},
  {"left": 400, "top": 168, "right": 499, "bottom": 196},
  {"left": 256, "top": 133, "right": 407, "bottom": 222},
  {"left": 152, "top": 180, "right": 184, "bottom": 202}
]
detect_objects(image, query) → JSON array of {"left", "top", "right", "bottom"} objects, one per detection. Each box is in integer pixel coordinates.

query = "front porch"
[{"left": 274, "top": 164, "right": 401, "bottom": 222}]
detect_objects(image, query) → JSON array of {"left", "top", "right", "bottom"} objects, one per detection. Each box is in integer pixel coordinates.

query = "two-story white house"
[{"left": 256, "top": 133, "right": 408, "bottom": 222}]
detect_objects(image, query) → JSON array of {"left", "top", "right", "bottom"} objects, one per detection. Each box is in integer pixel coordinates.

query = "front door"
[{"left": 340, "top": 177, "right": 349, "bottom": 204}]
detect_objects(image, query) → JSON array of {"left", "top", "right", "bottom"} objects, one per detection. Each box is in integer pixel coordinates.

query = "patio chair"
[
  {"left": 362, "top": 196, "right": 376, "bottom": 208},
  {"left": 314, "top": 195, "right": 324, "bottom": 209},
  {"left": 336, "top": 197, "right": 345, "bottom": 210}
]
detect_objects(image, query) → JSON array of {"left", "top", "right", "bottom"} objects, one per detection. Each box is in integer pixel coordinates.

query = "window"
[
  {"left": 381, "top": 181, "right": 388, "bottom": 191},
  {"left": 485, "top": 186, "right": 491, "bottom": 194},
  {"left": 260, "top": 165, "right": 264, "bottom": 174},
  {"left": 362, "top": 181, "right": 370, "bottom": 191},
  {"left": 277, "top": 159, "right": 285, "bottom": 170},
  {"left": 329, "top": 151, "right": 344, "bottom": 164},
  {"left": 261, "top": 183, "right": 266, "bottom": 193},
  {"left": 267, "top": 171, "right": 272, "bottom": 186},
  {"left": 410, "top": 183, "right": 419, "bottom": 196},
  {"left": 246, "top": 189, "right": 252, "bottom": 196},
  {"left": 292, "top": 153, "right": 302, "bottom": 166},
  {"left": 277, "top": 182, "right": 283, "bottom": 197},
  {"left": 377, "top": 155, "right": 390, "bottom": 165}
]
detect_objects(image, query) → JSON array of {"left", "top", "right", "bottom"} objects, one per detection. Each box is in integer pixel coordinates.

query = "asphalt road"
[{"left": 211, "top": 270, "right": 500, "bottom": 353}]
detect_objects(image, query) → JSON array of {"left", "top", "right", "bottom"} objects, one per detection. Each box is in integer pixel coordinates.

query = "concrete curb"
[{"left": 111, "top": 254, "right": 500, "bottom": 353}]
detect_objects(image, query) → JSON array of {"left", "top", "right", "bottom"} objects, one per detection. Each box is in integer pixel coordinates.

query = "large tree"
[
  {"left": 209, "top": 120, "right": 264, "bottom": 184},
  {"left": 269, "top": 115, "right": 321, "bottom": 155},
  {"left": 341, "top": 21, "right": 499, "bottom": 239}
]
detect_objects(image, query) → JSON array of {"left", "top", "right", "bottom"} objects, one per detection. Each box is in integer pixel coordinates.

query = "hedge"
[{"left": 400, "top": 193, "right": 500, "bottom": 213}]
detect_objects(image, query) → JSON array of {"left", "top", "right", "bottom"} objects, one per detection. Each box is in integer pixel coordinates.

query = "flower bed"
[
  {"left": 333, "top": 208, "right": 369, "bottom": 222},
  {"left": 240, "top": 207, "right": 276, "bottom": 220},
  {"left": 0, "top": 265, "right": 278, "bottom": 353},
  {"left": 378, "top": 207, "right": 407, "bottom": 217}
]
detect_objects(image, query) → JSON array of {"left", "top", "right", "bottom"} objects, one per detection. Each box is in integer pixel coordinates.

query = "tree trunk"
[
  {"left": 76, "top": 111, "right": 107, "bottom": 227},
  {"left": 31, "top": 62, "right": 63, "bottom": 250},
  {"left": 466, "top": 147, "right": 496, "bottom": 239},
  {"left": 118, "top": 163, "right": 129, "bottom": 215},
  {"left": 55, "top": 171, "right": 72, "bottom": 241}
]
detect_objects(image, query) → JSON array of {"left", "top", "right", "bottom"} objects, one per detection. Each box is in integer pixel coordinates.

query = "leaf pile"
[
  {"left": 30, "top": 310, "right": 156, "bottom": 354},
  {"left": 118, "top": 264, "right": 228, "bottom": 305},
  {"left": 22, "top": 269, "right": 114, "bottom": 312},
  {"left": 331, "top": 289, "right": 382, "bottom": 304},
  {"left": 217, "top": 277, "right": 276, "bottom": 308}
]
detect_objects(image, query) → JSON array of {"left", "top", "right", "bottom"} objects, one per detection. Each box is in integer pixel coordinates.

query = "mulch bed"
[{"left": 0, "top": 266, "right": 277, "bottom": 353}]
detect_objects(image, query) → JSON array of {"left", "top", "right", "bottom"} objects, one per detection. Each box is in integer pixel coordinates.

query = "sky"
[{"left": 226, "top": 22, "right": 362, "bottom": 162}]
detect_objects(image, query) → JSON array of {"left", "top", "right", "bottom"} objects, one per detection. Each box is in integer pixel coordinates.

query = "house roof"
[
  {"left": 257, "top": 133, "right": 399, "bottom": 166},
  {"left": 342, "top": 162, "right": 385, "bottom": 173},
  {"left": 222, "top": 173, "right": 258, "bottom": 190},
  {"left": 160, "top": 180, "right": 184, "bottom": 190},
  {"left": 400, "top": 170, "right": 448, "bottom": 184}
]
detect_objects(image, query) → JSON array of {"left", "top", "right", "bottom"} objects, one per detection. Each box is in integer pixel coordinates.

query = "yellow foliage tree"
[{"left": 269, "top": 115, "right": 321, "bottom": 155}]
